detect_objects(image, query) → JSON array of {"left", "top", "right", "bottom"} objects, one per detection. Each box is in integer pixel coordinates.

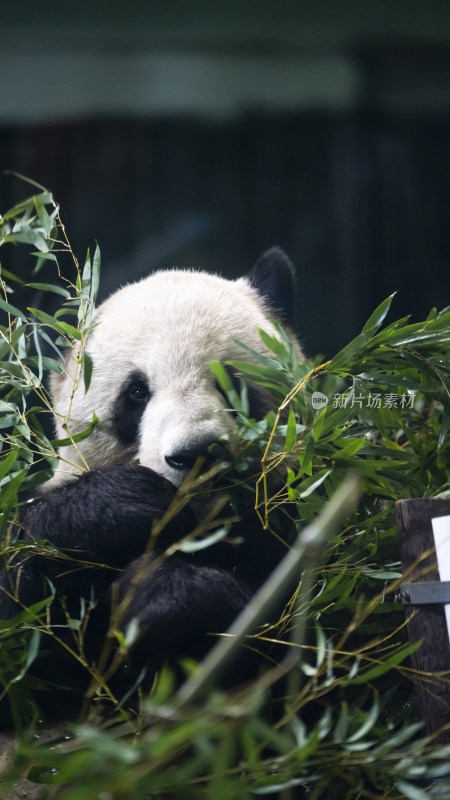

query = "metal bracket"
[{"left": 396, "top": 581, "right": 450, "bottom": 606}]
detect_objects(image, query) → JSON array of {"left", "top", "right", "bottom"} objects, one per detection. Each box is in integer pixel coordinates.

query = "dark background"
[{"left": 1, "top": 1, "right": 450, "bottom": 357}]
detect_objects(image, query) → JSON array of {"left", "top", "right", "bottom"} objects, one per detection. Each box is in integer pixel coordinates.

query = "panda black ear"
[{"left": 246, "top": 247, "right": 296, "bottom": 325}]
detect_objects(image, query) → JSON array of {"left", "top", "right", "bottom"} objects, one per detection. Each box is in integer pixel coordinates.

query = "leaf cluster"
[{"left": 0, "top": 178, "right": 100, "bottom": 505}]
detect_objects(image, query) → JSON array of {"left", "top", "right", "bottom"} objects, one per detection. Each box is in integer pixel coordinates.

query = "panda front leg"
[
  {"left": 0, "top": 464, "right": 193, "bottom": 618},
  {"left": 113, "top": 553, "right": 256, "bottom": 690}
]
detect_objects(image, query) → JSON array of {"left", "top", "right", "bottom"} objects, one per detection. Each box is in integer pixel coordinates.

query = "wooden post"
[{"left": 396, "top": 498, "right": 450, "bottom": 744}]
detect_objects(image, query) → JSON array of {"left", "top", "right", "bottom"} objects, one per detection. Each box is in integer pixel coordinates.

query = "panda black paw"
[
  {"left": 0, "top": 464, "right": 196, "bottom": 617},
  {"left": 22, "top": 464, "right": 193, "bottom": 562},
  {"left": 114, "top": 554, "right": 252, "bottom": 667}
]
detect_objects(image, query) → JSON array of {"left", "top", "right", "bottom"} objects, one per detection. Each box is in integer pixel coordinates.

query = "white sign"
[{"left": 431, "top": 515, "right": 450, "bottom": 642}]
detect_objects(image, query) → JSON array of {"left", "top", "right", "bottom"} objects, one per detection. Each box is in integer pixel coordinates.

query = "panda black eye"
[{"left": 127, "top": 381, "right": 150, "bottom": 405}]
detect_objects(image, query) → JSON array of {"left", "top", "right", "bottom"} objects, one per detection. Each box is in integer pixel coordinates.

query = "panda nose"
[{"left": 165, "top": 446, "right": 212, "bottom": 472}]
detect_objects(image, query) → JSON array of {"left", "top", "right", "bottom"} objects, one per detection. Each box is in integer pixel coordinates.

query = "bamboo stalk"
[{"left": 176, "top": 473, "right": 361, "bottom": 709}]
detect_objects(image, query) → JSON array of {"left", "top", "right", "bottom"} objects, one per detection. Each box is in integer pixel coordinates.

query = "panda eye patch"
[{"left": 112, "top": 371, "right": 151, "bottom": 446}]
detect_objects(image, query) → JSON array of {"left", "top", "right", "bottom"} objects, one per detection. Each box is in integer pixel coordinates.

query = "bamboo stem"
[{"left": 176, "top": 473, "right": 361, "bottom": 709}]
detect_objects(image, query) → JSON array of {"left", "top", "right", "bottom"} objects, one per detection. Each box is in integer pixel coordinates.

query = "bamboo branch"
[{"left": 176, "top": 473, "right": 361, "bottom": 709}]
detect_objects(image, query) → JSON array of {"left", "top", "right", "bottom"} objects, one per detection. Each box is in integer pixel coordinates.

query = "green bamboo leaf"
[
  {"left": 278, "top": 422, "right": 307, "bottom": 438},
  {"left": 22, "top": 355, "right": 64, "bottom": 374},
  {"left": 83, "top": 351, "right": 93, "bottom": 393},
  {"left": 349, "top": 641, "right": 421, "bottom": 684},
  {"left": 358, "top": 372, "right": 429, "bottom": 393},
  {"left": 33, "top": 196, "right": 53, "bottom": 237},
  {"left": 395, "top": 780, "right": 430, "bottom": 800},
  {"left": 6, "top": 170, "right": 49, "bottom": 192},
  {"left": 328, "top": 332, "right": 370, "bottom": 372},
  {"left": 92, "top": 244, "right": 101, "bottom": 301},
  {"left": 317, "top": 403, "right": 355, "bottom": 437},
  {"left": 376, "top": 722, "right": 425, "bottom": 754},
  {"left": 28, "top": 307, "right": 81, "bottom": 341},
  {"left": 227, "top": 360, "right": 283, "bottom": 379},
  {"left": 0, "top": 400, "right": 17, "bottom": 412},
  {"left": 425, "top": 308, "right": 450, "bottom": 329},
  {"left": 298, "top": 434, "right": 315, "bottom": 477},
  {"left": 54, "top": 307, "right": 78, "bottom": 318},
  {"left": 37, "top": 328, "right": 65, "bottom": 361},
  {"left": 298, "top": 468, "right": 332, "bottom": 498},
  {"left": 332, "top": 440, "right": 364, "bottom": 460},
  {"left": 284, "top": 407, "right": 297, "bottom": 452},
  {"left": 0, "top": 450, "right": 18, "bottom": 482},
  {"left": 50, "top": 415, "right": 98, "bottom": 447},
  {"left": 333, "top": 703, "right": 349, "bottom": 742},
  {"left": 0, "top": 268, "right": 24, "bottom": 284},
  {"left": 257, "top": 327, "right": 287, "bottom": 358},
  {"left": 238, "top": 375, "right": 249, "bottom": 416},
  {"left": 0, "top": 324, "right": 28, "bottom": 360},
  {"left": 314, "top": 621, "right": 326, "bottom": 668},
  {"left": 388, "top": 330, "right": 450, "bottom": 347},
  {"left": 10, "top": 222, "right": 49, "bottom": 252},
  {"left": 26, "top": 282, "right": 71, "bottom": 298},
  {"left": 0, "top": 470, "right": 27, "bottom": 509},
  {"left": 0, "top": 297, "right": 28, "bottom": 323},
  {"left": 0, "top": 597, "right": 54, "bottom": 633},
  {"left": 210, "top": 360, "right": 233, "bottom": 393},
  {"left": 362, "top": 293, "right": 396, "bottom": 334},
  {"left": 78, "top": 248, "right": 92, "bottom": 324},
  {"left": 13, "top": 628, "right": 42, "bottom": 682},
  {"left": 346, "top": 696, "right": 379, "bottom": 742},
  {"left": 32, "top": 320, "right": 44, "bottom": 382},
  {"left": 227, "top": 361, "right": 289, "bottom": 394},
  {"left": 30, "top": 251, "right": 57, "bottom": 263},
  {"left": 254, "top": 778, "right": 306, "bottom": 795},
  {"left": 438, "top": 409, "right": 449, "bottom": 452},
  {"left": 179, "top": 527, "right": 229, "bottom": 553},
  {"left": 233, "top": 338, "right": 283, "bottom": 369},
  {"left": 366, "top": 315, "right": 412, "bottom": 346},
  {"left": 1, "top": 361, "right": 37, "bottom": 382}
]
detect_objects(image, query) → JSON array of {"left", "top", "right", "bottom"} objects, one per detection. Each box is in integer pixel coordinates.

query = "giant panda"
[{"left": 0, "top": 247, "right": 303, "bottom": 721}]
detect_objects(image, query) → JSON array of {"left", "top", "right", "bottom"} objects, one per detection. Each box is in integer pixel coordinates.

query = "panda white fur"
[{"left": 0, "top": 247, "right": 303, "bottom": 720}]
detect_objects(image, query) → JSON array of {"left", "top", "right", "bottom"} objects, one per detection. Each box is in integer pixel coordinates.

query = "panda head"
[{"left": 49, "top": 247, "right": 303, "bottom": 487}]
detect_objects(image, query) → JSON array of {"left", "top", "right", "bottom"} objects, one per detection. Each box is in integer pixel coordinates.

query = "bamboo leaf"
[
  {"left": 348, "top": 642, "right": 421, "bottom": 684},
  {"left": 346, "top": 697, "right": 379, "bottom": 742},
  {"left": 328, "top": 333, "right": 370, "bottom": 372},
  {"left": 26, "top": 282, "right": 71, "bottom": 298},
  {"left": 395, "top": 780, "right": 431, "bottom": 800},
  {"left": 50, "top": 415, "right": 98, "bottom": 447},
  {"left": 257, "top": 327, "right": 287, "bottom": 358},
  {"left": 0, "top": 450, "right": 18, "bottom": 482},
  {"left": 0, "top": 297, "right": 28, "bottom": 323},
  {"left": 91, "top": 244, "right": 101, "bottom": 301},
  {"left": 210, "top": 360, "right": 233, "bottom": 393},
  {"left": 83, "top": 351, "right": 93, "bottom": 394},
  {"left": 33, "top": 196, "right": 54, "bottom": 237},
  {"left": 179, "top": 527, "right": 229, "bottom": 553},
  {"left": 298, "top": 469, "right": 332, "bottom": 498},
  {"left": 285, "top": 407, "right": 297, "bottom": 452},
  {"left": 28, "top": 307, "right": 81, "bottom": 340},
  {"left": 362, "top": 293, "right": 396, "bottom": 334}
]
